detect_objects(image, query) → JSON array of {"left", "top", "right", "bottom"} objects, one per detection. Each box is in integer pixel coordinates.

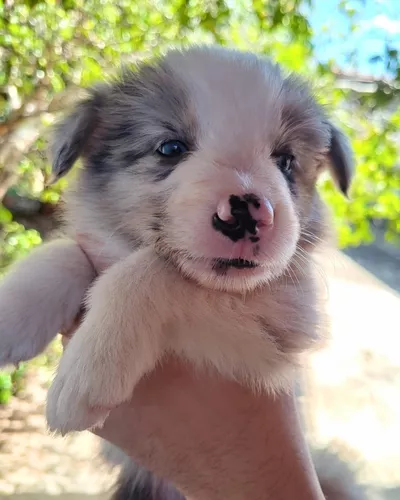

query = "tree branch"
[{"left": 0, "top": 87, "right": 81, "bottom": 140}]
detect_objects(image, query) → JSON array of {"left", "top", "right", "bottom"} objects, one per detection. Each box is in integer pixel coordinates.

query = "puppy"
[{"left": 0, "top": 46, "right": 353, "bottom": 496}]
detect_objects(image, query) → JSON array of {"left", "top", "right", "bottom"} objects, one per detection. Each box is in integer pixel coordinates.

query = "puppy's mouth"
[
  {"left": 212, "top": 258, "right": 259, "bottom": 271},
  {"left": 160, "top": 245, "right": 267, "bottom": 290},
  {"left": 156, "top": 240, "right": 263, "bottom": 284}
]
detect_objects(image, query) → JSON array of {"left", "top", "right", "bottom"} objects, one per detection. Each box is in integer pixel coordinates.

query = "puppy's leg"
[
  {"left": 46, "top": 248, "right": 176, "bottom": 434},
  {"left": 0, "top": 240, "right": 96, "bottom": 367}
]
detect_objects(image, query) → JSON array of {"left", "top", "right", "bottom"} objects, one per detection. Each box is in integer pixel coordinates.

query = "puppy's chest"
[{"left": 168, "top": 286, "right": 312, "bottom": 370}]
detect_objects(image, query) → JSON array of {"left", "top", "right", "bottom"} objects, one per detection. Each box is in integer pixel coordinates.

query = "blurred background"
[{"left": 0, "top": 0, "right": 399, "bottom": 498}]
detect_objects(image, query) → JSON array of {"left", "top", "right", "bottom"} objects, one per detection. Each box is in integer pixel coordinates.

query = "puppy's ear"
[
  {"left": 326, "top": 123, "right": 354, "bottom": 197},
  {"left": 49, "top": 89, "right": 103, "bottom": 183}
]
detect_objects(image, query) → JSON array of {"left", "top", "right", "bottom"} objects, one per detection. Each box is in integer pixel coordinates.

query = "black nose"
[{"left": 212, "top": 195, "right": 258, "bottom": 242}]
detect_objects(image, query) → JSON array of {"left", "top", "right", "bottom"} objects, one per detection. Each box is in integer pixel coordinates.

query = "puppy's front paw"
[
  {"left": 46, "top": 248, "right": 167, "bottom": 434},
  {"left": 46, "top": 370, "right": 111, "bottom": 434},
  {"left": 0, "top": 241, "right": 95, "bottom": 368},
  {"left": 0, "top": 297, "right": 55, "bottom": 368},
  {"left": 46, "top": 323, "right": 140, "bottom": 434}
]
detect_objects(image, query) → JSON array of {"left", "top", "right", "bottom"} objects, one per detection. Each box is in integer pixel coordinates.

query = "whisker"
[{"left": 292, "top": 248, "right": 329, "bottom": 298}]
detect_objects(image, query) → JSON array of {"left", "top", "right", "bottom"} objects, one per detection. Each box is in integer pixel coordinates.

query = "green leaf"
[{"left": 0, "top": 206, "right": 13, "bottom": 224}]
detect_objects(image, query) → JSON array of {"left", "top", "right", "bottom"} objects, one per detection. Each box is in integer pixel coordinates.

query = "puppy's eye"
[
  {"left": 275, "top": 153, "right": 295, "bottom": 176},
  {"left": 157, "top": 140, "right": 188, "bottom": 157}
]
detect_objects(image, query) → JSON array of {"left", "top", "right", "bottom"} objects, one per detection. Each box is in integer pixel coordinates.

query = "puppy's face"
[{"left": 52, "top": 46, "right": 353, "bottom": 292}]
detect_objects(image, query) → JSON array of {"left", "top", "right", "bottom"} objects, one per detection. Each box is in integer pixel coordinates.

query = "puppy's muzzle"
[{"left": 212, "top": 193, "right": 274, "bottom": 243}]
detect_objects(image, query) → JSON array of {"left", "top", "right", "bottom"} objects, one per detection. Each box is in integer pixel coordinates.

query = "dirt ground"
[
  {"left": 304, "top": 250, "right": 400, "bottom": 499},
  {"left": 0, "top": 367, "right": 116, "bottom": 499},
  {"left": 0, "top": 249, "right": 399, "bottom": 499}
]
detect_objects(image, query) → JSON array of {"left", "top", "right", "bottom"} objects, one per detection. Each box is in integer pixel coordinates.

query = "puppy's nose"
[{"left": 212, "top": 193, "right": 274, "bottom": 242}]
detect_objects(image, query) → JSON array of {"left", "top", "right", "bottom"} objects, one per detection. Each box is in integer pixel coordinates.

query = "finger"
[{"left": 60, "top": 308, "right": 85, "bottom": 350}]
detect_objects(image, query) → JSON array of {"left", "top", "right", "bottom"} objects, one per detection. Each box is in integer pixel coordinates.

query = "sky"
[{"left": 307, "top": 0, "right": 400, "bottom": 77}]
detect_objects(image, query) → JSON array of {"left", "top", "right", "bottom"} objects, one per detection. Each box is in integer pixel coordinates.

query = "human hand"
[{"left": 59, "top": 237, "right": 324, "bottom": 500}]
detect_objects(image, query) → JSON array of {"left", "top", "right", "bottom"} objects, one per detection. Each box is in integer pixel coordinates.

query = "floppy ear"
[
  {"left": 326, "top": 123, "right": 354, "bottom": 197},
  {"left": 49, "top": 90, "right": 103, "bottom": 183}
]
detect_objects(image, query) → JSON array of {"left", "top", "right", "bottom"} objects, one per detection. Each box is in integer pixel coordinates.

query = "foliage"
[
  {"left": 0, "top": 362, "right": 25, "bottom": 404},
  {"left": 0, "top": 371, "right": 12, "bottom": 404},
  {"left": 0, "top": 340, "right": 62, "bottom": 405},
  {"left": 1, "top": 0, "right": 398, "bottom": 255},
  {"left": 0, "top": 0, "right": 399, "bottom": 398}
]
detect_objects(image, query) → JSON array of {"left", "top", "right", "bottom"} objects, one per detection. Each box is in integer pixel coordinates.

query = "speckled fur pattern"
[{"left": 0, "top": 46, "right": 356, "bottom": 497}]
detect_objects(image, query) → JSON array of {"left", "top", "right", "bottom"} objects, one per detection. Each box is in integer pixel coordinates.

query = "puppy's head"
[{"left": 51, "top": 46, "right": 353, "bottom": 292}]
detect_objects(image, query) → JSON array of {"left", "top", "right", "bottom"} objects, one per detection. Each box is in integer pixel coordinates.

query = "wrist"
[
  {"left": 178, "top": 391, "right": 324, "bottom": 500},
  {"left": 94, "top": 362, "right": 324, "bottom": 500}
]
